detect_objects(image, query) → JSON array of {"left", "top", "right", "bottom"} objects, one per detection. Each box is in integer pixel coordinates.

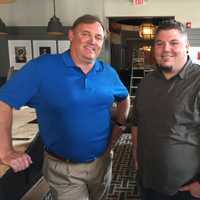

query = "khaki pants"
[{"left": 42, "top": 151, "right": 112, "bottom": 200}]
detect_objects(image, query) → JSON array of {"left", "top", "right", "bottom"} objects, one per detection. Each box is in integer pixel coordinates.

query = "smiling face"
[
  {"left": 154, "top": 29, "right": 189, "bottom": 76},
  {"left": 68, "top": 22, "right": 104, "bottom": 66}
]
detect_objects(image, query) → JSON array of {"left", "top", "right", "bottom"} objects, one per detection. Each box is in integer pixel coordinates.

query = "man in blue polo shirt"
[{"left": 0, "top": 14, "right": 130, "bottom": 199}]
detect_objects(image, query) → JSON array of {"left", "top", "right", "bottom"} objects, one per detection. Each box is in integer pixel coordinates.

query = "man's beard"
[{"left": 157, "top": 64, "right": 173, "bottom": 73}]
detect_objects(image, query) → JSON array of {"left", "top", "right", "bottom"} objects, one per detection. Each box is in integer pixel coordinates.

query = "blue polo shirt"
[{"left": 0, "top": 51, "right": 128, "bottom": 162}]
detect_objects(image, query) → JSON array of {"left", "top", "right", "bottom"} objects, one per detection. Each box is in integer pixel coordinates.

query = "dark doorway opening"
[{"left": 108, "top": 16, "right": 174, "bottom": 90}]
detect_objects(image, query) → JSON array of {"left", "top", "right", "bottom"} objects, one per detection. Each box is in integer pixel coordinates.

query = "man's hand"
[
  {"left": 0, "top": 150, "right": 32, "bottom": 173},
  {"left": 179, "top": 181, "right": 200, "bottom": 198},
  {"left": 0, "top": 101, "right": 32, "bottom": 173}
]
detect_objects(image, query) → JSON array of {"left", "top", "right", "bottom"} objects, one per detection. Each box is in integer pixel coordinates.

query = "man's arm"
[
  {"left": 0, "top": 101, "right": 32, "bottom": 172},
  {"left": 115, "top": 95, "right": 130, "bottom": 125},
  {"left": 131, "top": 126, "right": 138, "bottom": 170},
  {"left": 179, "top": 182, "right": 200, "bottom": 198},
  {"left": 109, "top": 95, "right": 130, "bottom": 150}
]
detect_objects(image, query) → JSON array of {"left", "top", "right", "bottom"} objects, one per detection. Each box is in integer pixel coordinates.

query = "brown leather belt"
[{"left": 45, "top": 149, "right": 95, "bottom": 164}]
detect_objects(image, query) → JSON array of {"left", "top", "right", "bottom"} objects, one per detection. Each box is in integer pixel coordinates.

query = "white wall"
[
  {"left": 0, "top": 0, "right": 199, "bottom": 27},
  {"left": 105, "top": 0, "right": 200, "bottom": 28},
  {"left": 0, "top": 0, "right": 104, "bottom": 26}
]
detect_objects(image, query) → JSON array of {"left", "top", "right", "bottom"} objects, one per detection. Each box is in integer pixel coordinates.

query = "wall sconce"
[
  {"left": 139, "top": 23, "right": 155, "bottom": 40},
  {"left": 47, "top": 0, "right": 64, "bottom": 36},
  {"left": 0, "top": 18, "right": 8, "bottom": 35},
  {"left": 0, "top": 0, "right": 15, "bottom": 3}
]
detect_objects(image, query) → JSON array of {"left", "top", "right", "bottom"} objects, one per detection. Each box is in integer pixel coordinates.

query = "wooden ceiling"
[{"left": 109, "top": 16, "right": 174, "bottom": 32}]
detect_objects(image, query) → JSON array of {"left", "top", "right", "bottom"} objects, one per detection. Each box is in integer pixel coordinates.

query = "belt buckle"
[
  {"left": 45, "top": 149, "right": 96, "bottom": 164},
  {"left": 45, "top": 150, "right": 71, "bottom": 163}
]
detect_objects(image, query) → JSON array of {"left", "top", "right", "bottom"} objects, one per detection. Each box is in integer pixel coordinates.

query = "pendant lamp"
[
  {"left": 139, "top": 23, "right": 155, "bottom": 40},
  {"left": 0, "top": 0, "right": 15, "bottom": 3},
  {"left": 0, "top": 18, "right": 8, "bottom": 35},
  {"left": 47, "top": 0, "right": 64, "bottom": 36}
]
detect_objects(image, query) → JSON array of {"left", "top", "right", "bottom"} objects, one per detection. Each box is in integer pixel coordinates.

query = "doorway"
[{"left": 108, "top": 16, "right": 174, "bottom": 90}]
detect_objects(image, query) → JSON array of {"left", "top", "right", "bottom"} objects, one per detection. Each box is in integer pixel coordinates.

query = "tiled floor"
[
  {"left": 43, "top": 134, "right": 140, "bottom": 200},
  {"left": 106, "top": 134, "right": 140, "bottom": 200}
]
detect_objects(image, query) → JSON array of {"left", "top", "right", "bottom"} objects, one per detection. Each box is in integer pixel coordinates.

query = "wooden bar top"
[{"left": 0, "top": 107, "right": 38, "bottom": 177}]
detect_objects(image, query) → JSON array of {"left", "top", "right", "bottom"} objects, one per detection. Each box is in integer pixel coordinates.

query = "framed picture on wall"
[
  {"left": 33, "top": 40, "right": 57, "bottom": 58},
  {"left": 8, "top": 40, "right": 32, "bottom": 70},
  {"left": 58, "top": 40, "right": 70, "bottom": 53}
]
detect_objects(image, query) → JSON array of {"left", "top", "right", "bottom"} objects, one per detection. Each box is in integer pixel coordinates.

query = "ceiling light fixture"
[
  {"left": 47, "top": 0, "right": 64, "bottom": 36},
  {"left": 139, "top": 23, "right": 155, "bottom": 40},
  {"left": 0, "top": 18, "right": 8, "bottom": 35}
]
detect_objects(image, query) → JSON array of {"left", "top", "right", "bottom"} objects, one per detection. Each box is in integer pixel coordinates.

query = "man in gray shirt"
[{"left": 132, "top": 19, "right": 200, "bottom": 200}]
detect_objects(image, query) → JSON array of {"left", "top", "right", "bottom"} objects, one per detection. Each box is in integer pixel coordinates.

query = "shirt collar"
[
  {"left": 62, "top": 50, "right": 76, "bottom": 67},
  {"left": 62, "top": 50, "right": 102, "bottom": 72},
  {"left": 156, "top": 56, "right": 193, "bottom": 80},
  {"left": 178, "top": 56, "right": 193, "bottom": 79}
]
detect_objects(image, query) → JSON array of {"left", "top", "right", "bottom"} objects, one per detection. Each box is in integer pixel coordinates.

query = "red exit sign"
[{"left": 133, "top": 0, "right": 144, "bottom": 5}]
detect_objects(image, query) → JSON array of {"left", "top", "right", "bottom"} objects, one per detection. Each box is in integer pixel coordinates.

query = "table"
[{"left": 0, "top": 107, "right": 38, "bottom": 176}]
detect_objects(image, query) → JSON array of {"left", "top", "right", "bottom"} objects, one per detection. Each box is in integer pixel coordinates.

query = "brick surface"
[{"left": 106, "top": 134, "right": 140, "bottom": 200}]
